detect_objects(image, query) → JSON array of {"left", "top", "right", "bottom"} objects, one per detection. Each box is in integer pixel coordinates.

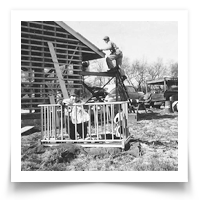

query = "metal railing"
[{"left": 38, "top": 101, "right": 130, "bottom": 148}]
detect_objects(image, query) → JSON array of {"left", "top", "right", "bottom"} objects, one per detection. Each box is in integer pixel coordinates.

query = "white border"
[{"left": 11, "top": 10, "right": 188, "bottom": 182}]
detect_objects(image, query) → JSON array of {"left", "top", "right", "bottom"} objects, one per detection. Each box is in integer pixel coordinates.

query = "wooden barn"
[{"left": 21, "top": 21, "right": 105, "bottom": 119}]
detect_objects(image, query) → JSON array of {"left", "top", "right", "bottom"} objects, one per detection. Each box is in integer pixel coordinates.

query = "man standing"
[{"left": 100, "top": 36, "right": 126, "bottom": 79}]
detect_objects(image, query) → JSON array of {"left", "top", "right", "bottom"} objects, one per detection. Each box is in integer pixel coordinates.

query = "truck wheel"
[
  {"left": 154, "top": 105, "right": 160, "bottom": 109},
  {"left": 150, "top": 102, "right": 154, "bottom": 108},
  {"left": 172, "top": 101, "right": 178, "bottom": 112}
]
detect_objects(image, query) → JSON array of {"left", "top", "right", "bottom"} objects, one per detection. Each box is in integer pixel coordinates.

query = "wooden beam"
[
  {"left": 55, "top": 21, "right": 105, "bottom": 58},
  {"left": 21, "top": 82, "right": 82, "bottom": 86},
  {"left": 27, "top": 21, "right": 61, "bottom": 29},
  {"left": 21, "top": 126, "right": 34, "bottom": 134},
  {"left": 21, "top": 43, "right": 97, "bottom": 54},
  {"left": 68, "top": 45, "right": 79, "bottom": 65},
  {"left": 47, "top": 42, "right": 69, "bottom": 99},
  {"left": 22, "top": 54, "right": 82, "bottom": 63},
  {"left": 80, "top": 71, "right": 117, "bottom": 77},
  {"left": 21, "top": 36, "right": 88, "bottom": 49},
  {"left": 21, "top": 31, "right": 79, "bottom": 43},
  {"left": 21, "top": 25, "right": 70, "bottom": 36},
  {"left": 21, "top": 65, "right": 82, "bottom": 70}
]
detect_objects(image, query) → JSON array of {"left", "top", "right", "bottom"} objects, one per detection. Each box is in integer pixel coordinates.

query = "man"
[{"left": 100, "top": 36, "right": 126, "bottom": 80}]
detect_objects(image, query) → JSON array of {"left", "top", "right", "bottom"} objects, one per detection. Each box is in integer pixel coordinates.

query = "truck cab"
[{"left": 145, "top": 77, "right": 178, "bottom": 108}]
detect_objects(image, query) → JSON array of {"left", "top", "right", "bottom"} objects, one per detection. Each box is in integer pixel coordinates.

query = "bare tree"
[
  {"left": 130, "top": 59, "right": 148, "bottom": 91},
  {"left": 120, "top": 57, "right": 136, "bottom": 88},
  {"left": 121, "top": 57, "right": 149, "bottom": 91},
  {"left": 121, "top": 57, "right": 131, "bottom": 73},
  {"left": 170, "top": 62, "right": 178, "bottom": 77},
  {"left": 147, "top": 58, "right": 167, "bottom": 80}
]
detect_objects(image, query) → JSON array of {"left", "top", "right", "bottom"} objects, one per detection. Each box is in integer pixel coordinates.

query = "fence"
[{"left": 38, "top": 101, "right": 131, "bottom": 149}]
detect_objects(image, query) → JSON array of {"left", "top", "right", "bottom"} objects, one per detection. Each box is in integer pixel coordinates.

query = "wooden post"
[
  {"left": 145, "top": 80, "right": 148, "bottom": 93},
  {"left": 28, "top": 22, "right": 33, "bottom": 113},
  {"left": 49, "top": 95, "right": 60, "bottom": 128},
  {"left": 47, "top": 106, "right": 50, "bottom": 140},
  {"left": 47, "top": 42, "right": 69, "bottom": 99},
  {"left": 164, "top": 77, "right": 167, "bottom": 93},
  {"left": 96, "top": 104, "right": 99, "bottom": 140},
  {"left": 88, "top": 105, "right": 91, "bottom": 139},
  {"left": 116, "top": 74, "right": 118, "bottom": 101},
  {"left": 41, "top": 107, "right": 43, "bottom": 139},
  {"left": 165, "top": 100, "right": 172, "bottom": 113}
]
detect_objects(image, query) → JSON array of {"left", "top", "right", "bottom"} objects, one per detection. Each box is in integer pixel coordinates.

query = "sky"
[{"left": 65, "top": 21, "right": 178, "bottom": 65}]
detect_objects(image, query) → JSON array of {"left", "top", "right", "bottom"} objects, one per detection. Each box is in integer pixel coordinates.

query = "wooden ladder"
[{"left": 113, "top": 67, "right": 136, "bottom": 113}]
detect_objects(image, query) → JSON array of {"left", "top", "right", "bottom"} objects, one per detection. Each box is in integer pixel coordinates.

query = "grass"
[
  {"left": 21, "top": 145, "right": 178, "bottom": 171},
  {"left": 131, "top": 156, "right": 178, "bottom": 171},
  {"left": 21, "top": 108, "right": 178, "bottom": 171}
]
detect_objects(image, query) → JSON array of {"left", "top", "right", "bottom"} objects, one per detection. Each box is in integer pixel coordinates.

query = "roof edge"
[
  {"left": 55, "top": 21, "right": 105, "bottom": 59},
  {"left": 146, "top": 77, "right": 178, "bottom": 85}
]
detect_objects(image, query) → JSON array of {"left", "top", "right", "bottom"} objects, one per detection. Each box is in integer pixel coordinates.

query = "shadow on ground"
[{"left": 137, "top": 111, "right": 178, "bottom": 121}]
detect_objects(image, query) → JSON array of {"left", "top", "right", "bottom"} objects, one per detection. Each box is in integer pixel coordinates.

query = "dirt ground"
[{"left": 21, "top": 108, "right": 178, "bottom": 171}]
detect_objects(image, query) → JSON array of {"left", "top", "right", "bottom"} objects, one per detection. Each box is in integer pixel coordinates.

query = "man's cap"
[{"left": 103, "top": 36, "right": 109, "bottom": 40}]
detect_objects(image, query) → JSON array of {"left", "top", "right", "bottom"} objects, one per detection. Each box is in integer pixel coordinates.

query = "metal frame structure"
[
  {"left": 146, "top": 77, "right": 178, "bottom": 91},
  {"left": 81, "top": 69, "right": 136, "bottom": 113},
  {"left": 38, "top": 101, "right": 131, "bottom": 149}
]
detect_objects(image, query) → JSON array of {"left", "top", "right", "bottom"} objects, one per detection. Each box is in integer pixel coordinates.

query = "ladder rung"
[{"left": 115, "top": 70, "right": 135, "bottom": 113}]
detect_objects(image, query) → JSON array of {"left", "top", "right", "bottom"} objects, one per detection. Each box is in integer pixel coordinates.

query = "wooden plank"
[
  {"left": 22, "top": 102, "right": 50, "bottom": 105},
  {"left": 21, "top": 36, "right": 88, "bottom": 49},
  {"left": 21, "top": 67, "right": 81, "bottom": 74},
  {"left": 27, "top": 21, "right": 61, "bottom": 28},
  {"left": 68, "top": 46, "right": 79, "bottom": 65},
  {"left": 21, "top": 64, "right": 82, "bottom": 70},
  {"left": 22, "top": 54, "right": 81, "bottom": 63},
  {"left": 49, "top": 95, "right": 56, "bottom": 104},
  {"left": 80, "top": 71, "right": 116, "bottom": 77},
  {"left": 21, "top": 126, "right": 34, "bottom": 134},
  {"left": 21, "top": 60, "right": 78, "bottom": 66},
  {"left": 21, "top": 31, "right": 79, "bottom": 43},
  {"left": 21, "top": 43, "right": 97, "bottom": 54},
  {"left": 22, "top": 89, "right": 84, "bottom": 95},
  {"left": 23, "top": 51, "right": 79, "bottom": 59},
  {"left": 22, "top": 97, "right": 51, "bottom": 100},
  {"left": 21, "top": 25, "right": 70, "bottom": 36},
  {"left": 22, "top": 83, "right": 82, "bottom": 88},
  {"left": 47, "top": 42, "right": 69, "bottom": 99},
  {"left": 21, "top": 82, "right": 82, "bottom": 86},
  {"left": 24, "top": 77, "right": 81, "bottom": 81}
]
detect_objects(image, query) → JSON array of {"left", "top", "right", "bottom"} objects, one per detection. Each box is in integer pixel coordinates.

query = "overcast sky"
[{"left": 65, "top": 21, "right": 178, "bottom": 65}]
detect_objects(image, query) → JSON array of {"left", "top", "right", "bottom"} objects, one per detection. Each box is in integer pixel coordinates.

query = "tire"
[
  {"left": 154, "top": 105, "right": 161, "bottom": 109},
  {"left": 145, "top": 104, "right": 150, "bottom": 108},
  {"left": 150, "top": 102, "right": 154, "bottom": 108}
]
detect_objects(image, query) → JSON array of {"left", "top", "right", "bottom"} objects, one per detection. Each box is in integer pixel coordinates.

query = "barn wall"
[{"left": 21, "top": 21, "right": 97, "bottom": 115}]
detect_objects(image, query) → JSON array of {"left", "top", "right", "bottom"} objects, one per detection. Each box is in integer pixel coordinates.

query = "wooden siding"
[{"left": 21, "top": 21, "right": 103, "bottom": 115}]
